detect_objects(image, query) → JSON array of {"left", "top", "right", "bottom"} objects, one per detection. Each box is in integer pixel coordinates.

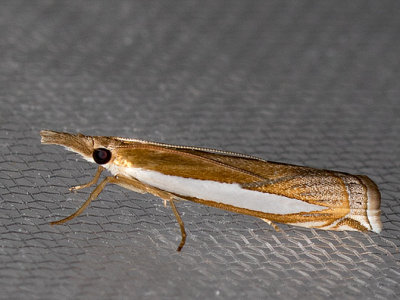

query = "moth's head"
[{"left": 40, "top": 130, "right": 120, "bottom": 165}]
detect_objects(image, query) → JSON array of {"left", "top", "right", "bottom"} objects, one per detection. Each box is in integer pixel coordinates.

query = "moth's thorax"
[
  {"left": 105, "top": 157, "right": 134, "bottom": 177},
  {"left": 112, "top": 155, "right": 134, "bottom": 168}
]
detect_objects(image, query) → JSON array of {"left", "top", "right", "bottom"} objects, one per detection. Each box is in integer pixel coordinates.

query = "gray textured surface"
[{"left": 1, "top": 1, "right": 400, "bottom": 299}]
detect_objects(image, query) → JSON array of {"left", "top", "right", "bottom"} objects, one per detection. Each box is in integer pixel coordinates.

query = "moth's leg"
[
  {"left": 51, "top": 174, "right": 115, "bottom": 225},
  {"left": 261, "top": 218, "right": 280, "bottom": 232},
  {"left": 168, "top": 198, "right": 186, "bottom": 251},
  {"left": 52, "top": 174, "right": 188, "bottom": 251},
  {"left": 69, "top": 166, "right": 105, "bottom": 192},
  {"left": 112, "top": 176, "right": 187, "bottom": 251}
]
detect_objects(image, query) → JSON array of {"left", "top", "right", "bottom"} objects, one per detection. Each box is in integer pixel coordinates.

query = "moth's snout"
[
  {"left": 40, "top": 130, "right": 66, "bottom": 145},
  {"left": 40, "top": 130, "right": 94, "bottom": 159}
]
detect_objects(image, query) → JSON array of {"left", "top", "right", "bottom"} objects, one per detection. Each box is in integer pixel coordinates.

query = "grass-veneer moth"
[{"left": 40, "top": 130, "right": 382, "bottom": 251}]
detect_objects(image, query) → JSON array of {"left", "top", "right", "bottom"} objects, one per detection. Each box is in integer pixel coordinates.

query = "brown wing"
[{"left": 113, "top": 144, "right": 349, "bottom": 209}]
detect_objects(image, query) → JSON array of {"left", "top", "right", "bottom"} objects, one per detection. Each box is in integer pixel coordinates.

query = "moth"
[{"left": 40, "top": 130, "right": 382, "bottom": 251}]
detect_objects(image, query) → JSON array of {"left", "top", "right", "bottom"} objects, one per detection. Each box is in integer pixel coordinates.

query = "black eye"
[{"left": 93, "top": 148, "right": 111, "bottom": 164}]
